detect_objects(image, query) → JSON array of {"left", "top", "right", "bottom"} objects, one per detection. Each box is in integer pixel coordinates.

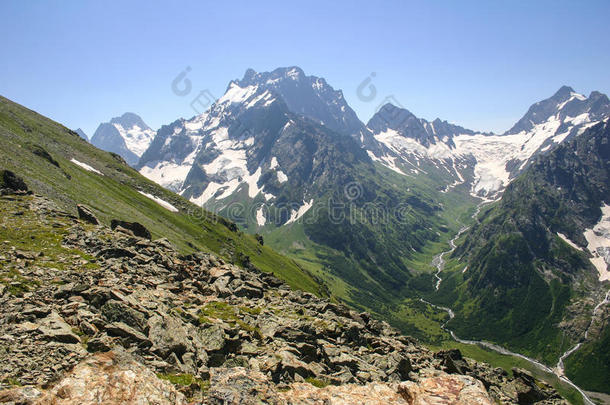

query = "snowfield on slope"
[
  {"left": 584, "top": 204, "right": 610, "bottom": 281},
  {"left": 70, "top": 158, "right": 103, "bottom": 175}
]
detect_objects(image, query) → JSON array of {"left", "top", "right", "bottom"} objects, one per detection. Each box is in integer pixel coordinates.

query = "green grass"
[
  {"left": 197, "top": 301, "right": 262, "bottom": 336},
  {"left": 305, "top": 377, "right": 330, "bottom": 388},
  {"left": 156, "top": 373, "right": 210, "bottom": 394},
  {"left": 0, "top": 195, "right": 98, "bottom": 296}
]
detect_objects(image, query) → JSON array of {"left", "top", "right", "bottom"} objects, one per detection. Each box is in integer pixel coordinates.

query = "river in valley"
[{"left": 423, "top": 201, "right": 605, "bottom": 405}]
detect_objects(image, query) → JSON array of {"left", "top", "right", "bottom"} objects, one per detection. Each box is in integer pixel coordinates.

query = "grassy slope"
[{"left": 0, "top": 95, "right": 322, "bottom": 295}]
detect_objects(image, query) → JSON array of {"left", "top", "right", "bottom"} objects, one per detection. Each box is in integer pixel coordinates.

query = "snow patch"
[
  {"left": 138, "top": 191, "right": 179, "bottom": 212},
  {"left": 140, "top": 161, "right": 190, "bottom": 191},
  {"left": 286, "top": 199, "right": 314, "bottom": 225},
  {"left": 557, "top": 233, "right": 582, "bottom": 251},
  {"left": 584, "top": 204, "right": 610, "bottom": 281},
  {"left": 70, "top": 159, "right": 103, "bottom": 175},
  {"left": 218, "top": 83, "right": 258, "bottom": 105},
  {"left": 276, "top": 170, "right": 288, "bottom": 183},
  {"left": 112, "top": 123, "right": 155, "bottom": 157},
  {"left": 256, "top": 207, "right": 266, "bottom": 226}
]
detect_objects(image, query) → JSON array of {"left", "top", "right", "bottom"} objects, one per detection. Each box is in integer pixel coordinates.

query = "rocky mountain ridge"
[{"left": 367, "top": 86, "right": 610, "bottom": 198}]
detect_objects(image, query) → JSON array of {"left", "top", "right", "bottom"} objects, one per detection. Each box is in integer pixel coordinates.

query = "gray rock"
[
  {"left": 77, "top": 204, "right": 99, "bottom": 225},
  {"left": 38, "top": 312, "right": 80, "bottom": 344},
  {"left": 111, "top": 219, "right": 151, "bottom": 239},
  {"left": 147, "top": 314, "right": 193, "bottom": 359}
]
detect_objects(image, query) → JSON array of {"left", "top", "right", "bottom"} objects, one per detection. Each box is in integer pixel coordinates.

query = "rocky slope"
[
  {"left": 0, "top": 186, "right": 566, "bottom": 404},
  {"left": 0, "top": 95, "right": 321, "bottom": 295}
]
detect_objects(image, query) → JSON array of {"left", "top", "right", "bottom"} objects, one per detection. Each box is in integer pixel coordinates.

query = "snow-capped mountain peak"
[
  {"left": 366, "top": 87, "right": 610, "bottom": 199},
  {"left": 233, "top": 67, "right": 365, "bottom": 136},
  {"left": 90, "top": 112, "right": 155, "bottom": 166}
]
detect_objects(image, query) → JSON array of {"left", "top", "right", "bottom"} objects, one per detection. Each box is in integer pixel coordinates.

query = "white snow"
[
  {"left": 256, "top": 207, "right": 266, "bottom": 226},
  {"left": 70, "top": 158, "right": 103, "bottom": 175},
  {"left": 245, "top": 167, "right": 263, "bottom": 198},
  {"left": 246, "top": 90, "right": 274, "bottom": 108},
  {"left": 285, "top": 199, "right": 314, "bottom": 224},
  {"left": 276, "top": 170, "right": 288, "bottom": 183},
  {"left": 371, "top": 110, "right": 600, "bottom": 198},
  {"left": 269, "top": 157, "right": 279, "bottom": 170},
  {"left": 140, "top": 161, "right": 191, "bottom": 191},
  {"left": 112, "top": 123, "right": 155, "bottom": 157},
  {"left": 583, "top": 204, "right": 610, "bottom": 281},
  {"left": 286, "top": 67, "right": 301, "bottom": 80},
  {"left": 138, "top": 191, "right": 179, "bottom": 212},
  {"left": 218, "top": 83, "right": 258, "bottom": 105}
]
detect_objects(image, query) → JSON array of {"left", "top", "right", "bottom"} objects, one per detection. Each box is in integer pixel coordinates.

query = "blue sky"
[{"left": 1, "top": 0, "right": 609, "bottom": 136}]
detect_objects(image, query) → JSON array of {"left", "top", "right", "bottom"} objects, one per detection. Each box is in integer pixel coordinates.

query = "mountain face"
[
  {"left": 237, "top": 67, "right": 366, "bottom": 137},
  {"left": 138, "top": 68, "right": 447, "bottom": 313},
  {"left": 138, "top": 67, "right": 369, "bottom": 194},
  {"left": 441, "top": 121, "right": 610, "bottom": 392},
  {"left": 91, "top": 112, "right": 155, "bottom": 166},
  {"left": 75, "top": 128, "right": 88, "bottom": 141},
  {"left": 366, "top": 87, "right": 610, "bottom": 199}
]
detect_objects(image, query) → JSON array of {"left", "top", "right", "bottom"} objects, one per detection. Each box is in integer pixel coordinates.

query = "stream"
[{"left": 423, "top": 201, "right": 603, "bottom": 405}]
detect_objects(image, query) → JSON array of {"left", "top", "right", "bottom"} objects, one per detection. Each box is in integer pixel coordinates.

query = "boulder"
[
  {"left": 76, "top": 204, "right": 99, "bottom": 225},
  {"left": 207, "top": 367, "right": 277, "bottom": 405},
  {"left": 435, "top": 349, "right": 470, "bottom": 375},
  {"left": 0, "top": 170, "right": 28, "bottom": 193},
  {"left": 511, "top": 368, "right": 547, "bottom": 404},
  {"left": 34, "top": 350, "right": 187, "bottom": 404},
  {"left": 398, "top": 375, "right": 493, "bottom": 405},
  {"left": 38, "top": 312, "right": 80, "bottom": 344},
  {"left": 110, "top": 219, "right": 151, "bottom": 240},
  {"left": 104, "top": 322, "right": 151, "bottom": 348},
  {"left": 147, "top": 314, "right": 193, "bottom": 359},
  {"left": 282, "top": 381, "right": 408, "bottom": 404}
]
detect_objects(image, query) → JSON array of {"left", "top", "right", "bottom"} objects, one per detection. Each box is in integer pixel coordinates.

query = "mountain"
[
  {"left": 436, "top": 120, "right": 610, "bottom": 393},
  {"left": 0, "top": 95, "right": 322, "bottom": 295},
  {"left": 137, "top": 66, "right": 369, "bottom": 193},
  {"left": 90, "top": 112, "right": 155, "bottom": 166},
  {"left": 75, "top": 128, "right": 88, "bottom": 141},
  {"left": 138, "top": 67, "right": 462, "bottom": 317},
  {"left": 366, "top": 87, "right": 610, "bottom": 199},
  {"left": 236, "top": 67, "right": 366, "bottom": 137}
]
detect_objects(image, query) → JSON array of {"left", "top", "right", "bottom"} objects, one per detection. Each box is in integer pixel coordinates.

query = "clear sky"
[{"left": 1, "top": 0, "right": 609, "bottom": 136}]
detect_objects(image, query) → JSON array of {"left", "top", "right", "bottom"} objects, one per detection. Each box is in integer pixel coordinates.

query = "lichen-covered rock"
[
  {"left": 398, "top": 375, "right": 493, "bottom": 405},
  {"left": 34, "top": 350, "right": 187, "bottom": 405}
]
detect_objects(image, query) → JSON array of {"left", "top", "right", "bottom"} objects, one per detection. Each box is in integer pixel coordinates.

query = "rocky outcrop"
[
  {"left": 35, "top": 350, "right": 186, "bottom": 405},
  {"left": 0, "top": 170, "right": 29, "bottom": 195},
  {"left": 76, "top": 205, "right": 98, "bottom": 225},
  {"left": 0, "top": 194, "right": 567, "bottom": 404},
  {"left": 110, "top": 219, "right": 151, "bottom": 239}
]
